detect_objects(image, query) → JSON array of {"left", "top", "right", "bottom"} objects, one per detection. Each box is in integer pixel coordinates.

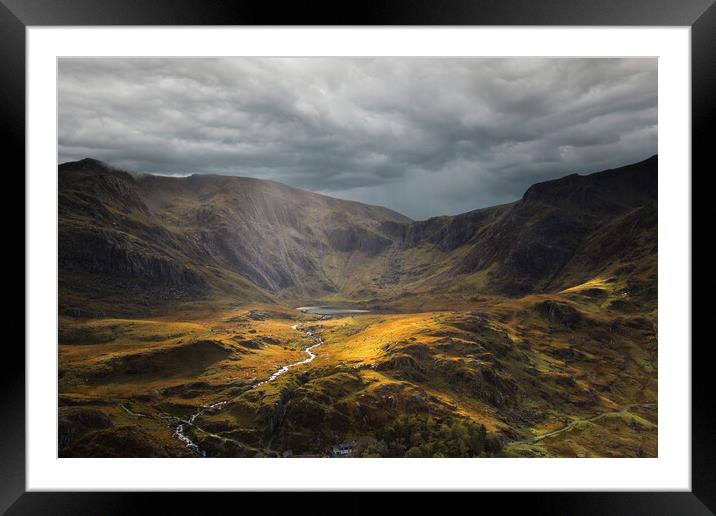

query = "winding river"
[{"left": 172, "top": 322, "right": 324, "bottom": 456}]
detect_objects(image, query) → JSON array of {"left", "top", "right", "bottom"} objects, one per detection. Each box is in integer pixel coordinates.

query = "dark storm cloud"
[{"left": 58, "top": 57, "right": 657, "bottom": 220}]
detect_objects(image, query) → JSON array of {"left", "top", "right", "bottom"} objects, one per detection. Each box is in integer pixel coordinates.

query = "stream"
[{"left": 172, "top": 323, "right": 323, "bottom": 457}]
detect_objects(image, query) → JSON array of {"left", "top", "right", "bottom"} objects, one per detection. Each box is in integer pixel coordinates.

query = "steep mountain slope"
[
  {"left": 59, "top": 156, "right": 657, "bottom": 315},
  {"left": 59, "top": 158, "right": 410, "bottom": 314},
  {"left": 58, "top": 156, "right": 658, "bottom": 458},
  {"left": 445, "top": 156, "right": 657, "bottom": 297}
]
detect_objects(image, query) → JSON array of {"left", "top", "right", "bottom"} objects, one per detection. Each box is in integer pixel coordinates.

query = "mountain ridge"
[
  {"left": 58, "top": 155, "right": 659, "bottom": 459},
  {"left": 58, "top": 155, "right": 657, "bottom": 315},
  {"left": 60, "top": 154, "right": 657, "bottom": 223}
]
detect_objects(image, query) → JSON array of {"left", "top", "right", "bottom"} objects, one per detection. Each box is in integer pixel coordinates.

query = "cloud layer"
[{"left": 58, "top": 57, "right": 657, "bottom": 220}]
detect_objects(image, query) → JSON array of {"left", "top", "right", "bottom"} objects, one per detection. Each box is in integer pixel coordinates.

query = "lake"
[{"left": 295, "top": 306, "right": 371, "bottom": 315}]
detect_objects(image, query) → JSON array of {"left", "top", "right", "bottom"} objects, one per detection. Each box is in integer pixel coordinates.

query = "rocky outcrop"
[
  {"left": 58, "top": 408, "right": 113, "bottom": 453},
  {"left": 326, "top": 227, "right": 392, "bottom": 256},
  {"left": 59, "top": 227, "right": 205, "bottom": 288},
  {"left": 63, "top": 426, "right": 185, "bottom": 458},
  {"left": 401, "top": 205, "right": 510, "bottom": 252},
  {"left": 534, "top": 300, "right": 584, "bottom": 329}
]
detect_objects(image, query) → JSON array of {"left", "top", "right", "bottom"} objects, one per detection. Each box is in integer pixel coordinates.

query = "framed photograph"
[{"left": 6, "top": 0, "right": 714, "bottom": 512}]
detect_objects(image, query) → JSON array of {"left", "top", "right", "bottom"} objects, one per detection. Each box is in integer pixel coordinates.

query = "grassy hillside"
[
  {"left": 59, "top": 274, "right": 656, "bottom": 457},
  {"left": 58, "top": 156, "right": 657, "bottom": 458}
]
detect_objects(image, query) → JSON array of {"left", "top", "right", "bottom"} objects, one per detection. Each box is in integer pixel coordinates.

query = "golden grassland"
[{"left": 58, "top": 276, "right": 657, "bottom": 458}]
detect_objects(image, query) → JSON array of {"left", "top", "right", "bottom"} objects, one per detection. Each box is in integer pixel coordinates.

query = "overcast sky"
[{"left": 58, "top": 57, "right": 657, "bottom": 220}]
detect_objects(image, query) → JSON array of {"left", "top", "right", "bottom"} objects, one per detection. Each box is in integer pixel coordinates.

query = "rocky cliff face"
[
  {"left": 450, "top": 156, "right": 657, "bottom": 296},
  {"left": 58, "top": 156, "right": 657, "bottom": 312},
  {"left": 58, "top": 158, "right": 410, "bottom": 311},
  {"left": 59, "top": 227, "right": 205, "bottom": 287}
]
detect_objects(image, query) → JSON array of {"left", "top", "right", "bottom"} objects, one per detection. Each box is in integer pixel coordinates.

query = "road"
[{"left": 508, "top": 402, "right": 657, "bottom": 447}]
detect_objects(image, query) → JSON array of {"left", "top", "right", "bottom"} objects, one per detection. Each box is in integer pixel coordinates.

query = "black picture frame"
[{"left": 4, "top": 0, "right": 714, "bottom": 513}]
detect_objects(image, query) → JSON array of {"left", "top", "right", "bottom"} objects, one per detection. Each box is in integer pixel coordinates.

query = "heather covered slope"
[
  {"left": 59, "top": 156, "right": 657, "bottom": 315},
  {"left": 58, "top": 289, "right": 657, "bottom": 458},
  {"left": 58, "top": 156, "right": 658, "bottom": 458}
]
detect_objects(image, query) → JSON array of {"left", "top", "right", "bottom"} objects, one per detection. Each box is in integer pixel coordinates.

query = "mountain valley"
[{"left": 58, "top": 156, "right": 658, "bottom": 458}]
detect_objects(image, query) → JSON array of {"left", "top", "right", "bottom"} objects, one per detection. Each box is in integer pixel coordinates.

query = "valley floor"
[{"left": 58, "top": 278, "right": 657, "bottom": 458}]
